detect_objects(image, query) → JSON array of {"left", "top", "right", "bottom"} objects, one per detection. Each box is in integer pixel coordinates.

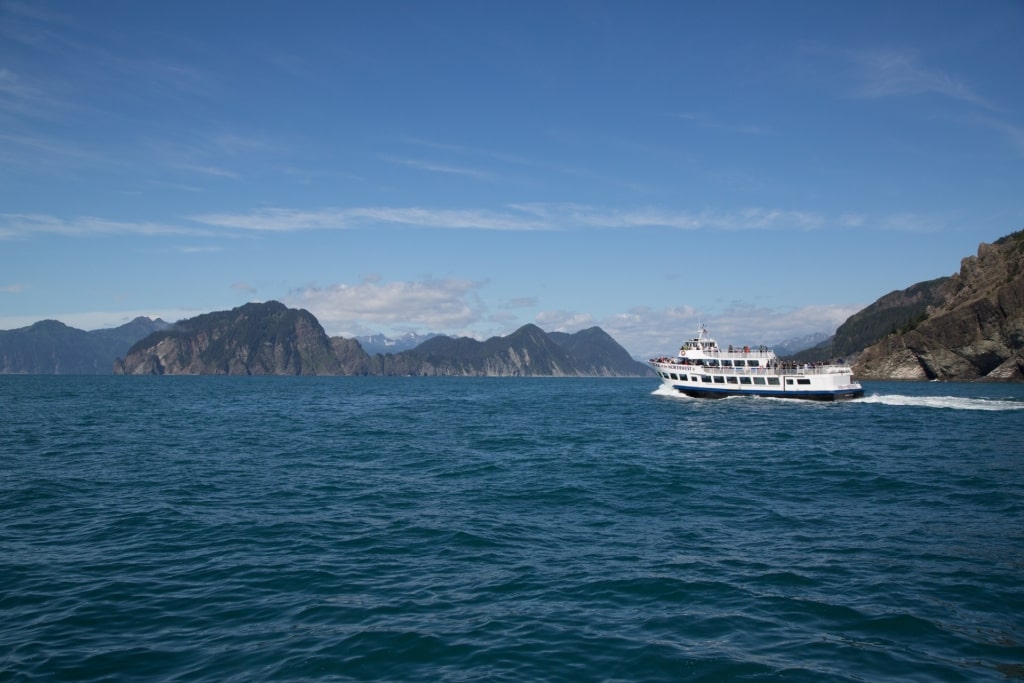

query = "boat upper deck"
[{"left": 650, "top": 356, "right": 854, "bottom": 377}]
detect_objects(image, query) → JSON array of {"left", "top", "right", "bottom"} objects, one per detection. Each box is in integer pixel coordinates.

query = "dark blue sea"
[{"left": 2, "top": 376, "right": 1022, "bottom": 682}]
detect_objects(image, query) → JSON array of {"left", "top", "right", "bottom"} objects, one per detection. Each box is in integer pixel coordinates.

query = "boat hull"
[{"left": 671, "top": 384, "right": 864, "bottom": 401}]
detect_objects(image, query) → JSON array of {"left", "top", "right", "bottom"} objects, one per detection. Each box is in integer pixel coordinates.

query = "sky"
[{"left": 1, "top": 1, "right": 1022, "bottom": 359}]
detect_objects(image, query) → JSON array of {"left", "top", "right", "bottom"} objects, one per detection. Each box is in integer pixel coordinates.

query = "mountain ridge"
[
  {"left": 112, "top": 304, "right": 654, "bottom": 377},
  {"left": 0, "top": 317, "right": 171, "bottom": 374}
]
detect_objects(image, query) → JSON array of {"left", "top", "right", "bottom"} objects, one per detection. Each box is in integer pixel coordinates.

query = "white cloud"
[
  {"left": 0, "top": 283, "right": 25, "bottom": 293},
  {"left": 534, "top": 310, "right": 595, "bottom": 331},
  {"left": 285, "top": 277, "right": 488, "bottom": 337}
]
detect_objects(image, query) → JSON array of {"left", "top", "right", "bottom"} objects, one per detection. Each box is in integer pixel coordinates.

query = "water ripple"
[{"left": 1, "top": 377, "right": 1022, "bottom": 681}]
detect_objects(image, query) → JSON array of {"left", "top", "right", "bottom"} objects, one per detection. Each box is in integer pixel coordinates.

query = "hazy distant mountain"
[
  {"left": 355, "top": 332, "right": 439, "bottom": 355},
  {"left": 773, "top": 332, "right": 831, "bottom": 356},
  {"left": 0, "top": 317, "right": 171, "bottom": 374}
]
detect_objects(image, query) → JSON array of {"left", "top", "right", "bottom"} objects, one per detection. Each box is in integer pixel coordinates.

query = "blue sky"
[{"left": 1, "top": 1, "right": 1022, "bottom": 358}]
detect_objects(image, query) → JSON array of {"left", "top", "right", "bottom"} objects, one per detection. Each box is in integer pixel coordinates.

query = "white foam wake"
[
  {"left": 856, "top": 394, "right": 1024, "bottom": 411},
  {"left": 651, "top": 384, "right": 692, "bottom": 399}
]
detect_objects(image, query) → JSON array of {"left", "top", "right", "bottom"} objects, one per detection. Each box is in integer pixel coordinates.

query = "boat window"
[
  {"left": 734, "top": 360, "right": 745, "bottom": 367},
  {"left": 726, "top": 376, "right": 738, "bottom": 384},
  {"left": 701, "top": 375, "right": 712, "bottom": 383},
  {"left": 690, "top": 376, "right": 700, "bottom": 382},
  {"left": 740, "top": 377, "right": 752, "bottom": 384},
  {"left": 721, "top": 360, "right": 733, "bottom": 367},
  {"left": 747, "top": 360, "right": 760, "bottom": 367},
  {"left": 767, "top": 377, "right": 780, "bottom": 385},
  {"left": 797, "top": 378, "right": 811, "bottom": 385},
  {"left": 706, "top": 360, "right": 719, "bottom": 367},
  {"left": 753, "top": 377, "right": 766, "bottom": 385},
  {"left": 713, "top": 376, "right": 725, "bottom": 384},
  {"left": 786, "top": 378, "right": 794, "bottom": 385}
]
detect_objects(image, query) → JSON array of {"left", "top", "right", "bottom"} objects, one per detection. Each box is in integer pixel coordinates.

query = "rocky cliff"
[
  {"left": 854, "top": 230, "right": 1024, "bottom": 381},
  {"left": 114, "top": 302, "right": 341, "bottom": 375}
]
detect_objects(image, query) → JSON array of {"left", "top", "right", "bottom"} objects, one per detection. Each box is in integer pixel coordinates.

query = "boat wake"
[
  {"left": 651, "top": 385, "right": 692, "bottom": 399},
  {"left": 653, "top": 384, "right": 1023, "bottom": 411},
  {"left": 857, "top": 394, "right": 1024, "bottom": 411}
]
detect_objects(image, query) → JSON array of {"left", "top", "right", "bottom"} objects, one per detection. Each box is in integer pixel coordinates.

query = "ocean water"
[{"left": 1, "top": 376, "right": 1022, "bottom": 682}]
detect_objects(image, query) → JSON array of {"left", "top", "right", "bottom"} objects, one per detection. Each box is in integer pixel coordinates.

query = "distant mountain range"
[
  {"left": 0, "top": 317, "right": 171, "bottom": 374},
  {"left": 772, "top": 332, "right": 831, "bottom": 356},
  {"left": 4, "top": 229, "right": 1022, "bottom": 380},
  {"left": 109, "top": 302, "right": 653, "bottom": 377},
  {"left": 354, "top": 332, "right": 440, "bottom": 355}
]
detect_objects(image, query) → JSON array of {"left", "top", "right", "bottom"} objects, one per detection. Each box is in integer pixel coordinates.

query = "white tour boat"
[{"left": 650, "top": 326, "right": 864, "bottom": 401}]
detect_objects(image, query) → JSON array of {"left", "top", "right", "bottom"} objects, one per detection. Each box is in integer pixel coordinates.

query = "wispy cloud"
[
  {"left": 0, "top": 213, "right": 211, "bottom": 239},
  {"left": 173, "top": 163, "right": 239, "bottom": 179},
  {"left": 975, "top": 117, "right": 1024, "bottom": 156},
  {"left": 0, "top": 132, "right": 107, "bottom": 165},
  {"left": 0, "top": 67, "right": 48, "bottom": 115},
  {"left": 176, "top": 245, "right": 223, "bottom": 253},
  {"left": 0, "top": 283, "right": 25, "bottom": 293},
  {"left": 672, "top": 111, "right": 770, "bottom": 135},
  {"left": 191, "top": 204, "right": 832, "bottom": 233},
  {"left": 6, "top": 203, "right": 884, "bottom": 242},
  {"left": 191, "top": 206, "right": 547, "bottom": 232},
  {"left": 191, "top": 208, "right": 353, "bottom": 232},
  {"left": 381, "top": 155, "right": 492, "bottom": 179},
  {"left": 846, "top": 49, "right": 996, "bottom": 110}
]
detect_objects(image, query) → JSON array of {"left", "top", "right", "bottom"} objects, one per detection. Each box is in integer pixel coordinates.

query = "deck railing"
[{"left": 651, "top": 360, "right": 852, "bottom": 376}]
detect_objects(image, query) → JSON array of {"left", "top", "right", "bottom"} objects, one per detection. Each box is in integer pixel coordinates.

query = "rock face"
[
  {"left": 372, "top": 324, "right": 652, "bottom": 377},
  {"left": 854, "top": 230, "right": 1024, "bottom": 381},
  {"left": 114, "top": 302, "right": 341, "bottom": 375}
]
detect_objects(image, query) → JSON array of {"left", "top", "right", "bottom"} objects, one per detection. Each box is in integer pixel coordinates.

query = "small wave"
[{"left": 857, "top": 394, "right": 1024, "bottom": 411}]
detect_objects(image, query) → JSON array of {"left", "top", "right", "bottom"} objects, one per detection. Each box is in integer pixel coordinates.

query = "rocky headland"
[{"left": 853, "top": 230, "right": 1024, "bottom": 381}]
